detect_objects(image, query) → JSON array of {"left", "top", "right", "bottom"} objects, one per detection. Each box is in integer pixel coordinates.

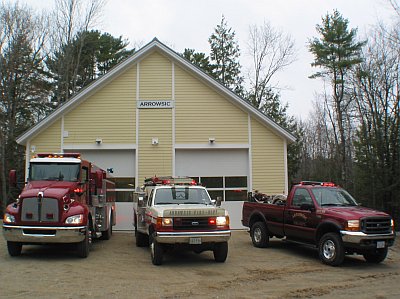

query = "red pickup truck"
[{"left": 242, "top": 181, "right": 396, "bottom": 266}]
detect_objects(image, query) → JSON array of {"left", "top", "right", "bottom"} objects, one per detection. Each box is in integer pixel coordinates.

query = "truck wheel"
[
  {"left": 318, "top": 233, "right": 345, "bottom": 266},
  {"left": 213, "top": 242, "right": 228, "bottom": 262},
  {"left": 77, "top": 224, "right": 91, "bottom": 258},
  {"left": 363, "top": 247, "right": 388, "bottom": 263},
  {"left": 135, "top": 229, "right": 149, "bottom": 247},
  {"left": 7, "top": 241, "right": 22, "bottom": 256},
  {"left": 250, "top": 222, "right": 269, "bottom": 248},
  {"left": 101, "top": 213, "right": 113, "bottom": 240},
  {"left": 150, "top": 233, "right": 163, "bottom": 265}
]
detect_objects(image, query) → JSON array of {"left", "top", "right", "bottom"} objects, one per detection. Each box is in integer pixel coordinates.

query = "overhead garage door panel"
[
  {"left": 65, "top": 150, "right": 135, "bottom": 177},
  {"left": 175, "top": 149, "right": 248, "bottom": 176}
]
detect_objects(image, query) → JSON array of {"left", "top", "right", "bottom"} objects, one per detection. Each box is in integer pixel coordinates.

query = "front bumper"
[
  {"left": 155, "top": 230, "right": 231, "bottom": 244},
  {"left": 340, "top": 230, "right": 395, "bottom": 249},
  {"left": 3, "top": 224, "right": 86, "bottom": 244}
]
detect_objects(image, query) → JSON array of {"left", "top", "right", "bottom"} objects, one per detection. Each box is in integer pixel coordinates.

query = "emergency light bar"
[
  {"left": 35, "top": 153, "right": 81, "bottom": 159},
  {"left": 300, "top": 181, "right": 336, "bottom": 187},
  {"left": 144, "top": 176, "right": 197, "bottom": 186}
]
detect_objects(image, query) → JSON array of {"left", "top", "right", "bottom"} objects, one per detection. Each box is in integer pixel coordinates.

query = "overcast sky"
[{"left": 21, "top": 0, "right": 397, "bottom": 119}]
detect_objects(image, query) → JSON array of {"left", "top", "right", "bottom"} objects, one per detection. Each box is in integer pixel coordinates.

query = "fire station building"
[{"left": 16, "top": 38, "right": 296, "bottom": 229}]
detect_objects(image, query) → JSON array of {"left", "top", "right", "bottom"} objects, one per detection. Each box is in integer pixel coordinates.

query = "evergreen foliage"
[
  {"left": 182, "top": 48, "right": 214, "bottom": 75},
  {"left": 47, "top": 30, "right": 134, "bottom": 105},
  {"left": 208, "top": 16, "right": 244, "bottom": 94}
]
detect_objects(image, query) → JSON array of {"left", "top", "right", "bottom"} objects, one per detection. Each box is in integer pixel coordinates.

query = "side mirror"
[
  {"left": 9, "top": 170, "right": 17, "bottom": 188},
  {"left": 138, "top": 196, "right": 145, "bottom": 207},
  {"left": 95, "top": 170, "right": 103, "bottom": 189},
  {"left": 216, "top": 196, "right": 222, "bottom": 207}
]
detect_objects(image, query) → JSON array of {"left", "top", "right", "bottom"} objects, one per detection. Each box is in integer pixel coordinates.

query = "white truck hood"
[{"left": 155, "top": 204, "right": 227, "bottom": 217}]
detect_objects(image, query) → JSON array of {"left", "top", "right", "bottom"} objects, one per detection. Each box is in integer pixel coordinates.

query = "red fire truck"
[{"left": 3, "top": 153, "right": 116, "bottom": 258}]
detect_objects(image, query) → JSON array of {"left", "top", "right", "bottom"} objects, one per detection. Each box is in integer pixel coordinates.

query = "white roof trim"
[{"left": 17, "top": 38, "right": 296, "bottom": 145}]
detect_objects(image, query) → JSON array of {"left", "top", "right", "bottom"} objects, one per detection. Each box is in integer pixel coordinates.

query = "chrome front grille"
[
  {"left": 361, "top": 217, "right": 392, "bottom": 234},
  {"left": 21, "top": 197, "right": 59, "bottom": 223},
  {"left": 173, "top": 217, "right": 210, "bottom": 230}
]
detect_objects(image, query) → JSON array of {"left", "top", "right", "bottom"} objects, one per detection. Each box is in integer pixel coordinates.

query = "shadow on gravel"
[{"left": 248, "top": 238, "right": 394, "bottom": 269}]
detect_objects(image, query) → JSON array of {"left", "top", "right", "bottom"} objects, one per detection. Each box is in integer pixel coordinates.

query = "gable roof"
[{"left": 17, "top": 38, "right": 296, "bottom": 145}]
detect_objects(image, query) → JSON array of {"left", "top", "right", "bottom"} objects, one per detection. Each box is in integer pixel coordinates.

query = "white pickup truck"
[{"left": 133, "top": 176, "right": 231, "bottom": 265}]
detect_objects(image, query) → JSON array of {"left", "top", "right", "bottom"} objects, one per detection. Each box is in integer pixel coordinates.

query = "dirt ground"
[{"left": 1, "top": 229, "right": 399, "bottom": 299}]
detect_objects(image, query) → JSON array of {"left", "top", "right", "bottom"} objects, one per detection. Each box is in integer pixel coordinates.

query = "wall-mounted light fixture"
[
  {"left": 152, "top": 137, "right": 159, "bottom": 145},
  {"left": 95, "top": 138, "right": 102, "bottom": 145},
  {"left": 209, "top": 137, "right": 215, "bottom": 144}
]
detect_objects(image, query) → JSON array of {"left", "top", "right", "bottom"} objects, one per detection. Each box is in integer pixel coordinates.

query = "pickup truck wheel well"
[
  {"left": 249, "top": 214, "right": 266, "bottom": 230},
  {"left": 316, "top": 223, "right": 341, "bottom": 244}
]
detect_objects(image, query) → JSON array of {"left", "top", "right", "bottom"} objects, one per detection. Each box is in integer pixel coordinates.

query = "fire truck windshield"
[
  {"left": 29, "top": 162, "right": 80, "bottom": 182},
  {"left": 154, "top": 187, "right": 212, "bottom": 205}
]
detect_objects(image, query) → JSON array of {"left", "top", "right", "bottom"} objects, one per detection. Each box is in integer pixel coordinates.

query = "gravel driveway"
[{"left": 1, "top": 229, "right": 399, "bottom": 298}]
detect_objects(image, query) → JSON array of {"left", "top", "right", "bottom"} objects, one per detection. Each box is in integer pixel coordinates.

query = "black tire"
[
  {"left": 77, "top": 224, "right": 91, "bottom": 258},
  {"left": 213, "top": 242, "right": 228, "bottom": 263},
  {"left": 136, "top": 229, "right": 149, "bottom": 247},
  {"left": 101, "top": 213, "right": 113, "bottom": 240},
  {"left": 318, "top": 232, "right": 345, "bottom": 266},
  {"left": 7, "top": 241, "right": 22, "bottom": 257},
  {"left": 250, "top": 221, "right": 269, "bottom": 248},
  {"left": 363, "top": 247, "right": 388, "bottom": 263},
  {"left": 150, "top": 233, "right": 163, "bottom": 265}
]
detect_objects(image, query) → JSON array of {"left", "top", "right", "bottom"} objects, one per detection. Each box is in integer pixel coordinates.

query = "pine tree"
[
  {"left": 182, "top": 48, "right": 215, "bottom": 75},
  {"left": 47, "top": 30, "right": 134, "bottom": 105},
  {"left": 308, "top": 10, "right": 366, "bottom": 186},
  {"left": 209, "top": 16, "right": 243, "bottom": 94}
]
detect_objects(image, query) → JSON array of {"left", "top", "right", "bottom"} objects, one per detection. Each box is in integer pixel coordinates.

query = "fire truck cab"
[
  {"left": 3, "top": 153, "right": 116, "bottom": 258},
  {"left": 133, "top": 176, "right": 231, "bottom": 265}
]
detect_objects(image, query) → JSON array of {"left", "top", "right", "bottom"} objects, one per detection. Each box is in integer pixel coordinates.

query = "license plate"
[
  {"left": 377, "top": 241, "right": 385, "bottom": 248},
  {"left": 189, "top": 237, "right": 202, "bottom": 244}
]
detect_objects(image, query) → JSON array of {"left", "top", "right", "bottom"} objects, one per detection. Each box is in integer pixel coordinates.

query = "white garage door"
[
  {"left": 176, "top": 149, "right": 248, "bottom": 229},
  {"left": 175, "top": 149, "right": 248, "bottom": 176}
]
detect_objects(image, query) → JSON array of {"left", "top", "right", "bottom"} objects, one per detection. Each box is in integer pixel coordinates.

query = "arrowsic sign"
[{"left": 137, "top": 100, "right": 174, "bottom": 109}]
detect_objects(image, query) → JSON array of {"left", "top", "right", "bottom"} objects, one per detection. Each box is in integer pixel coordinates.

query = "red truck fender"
[
  {"left": 315, "top": 221, "right": 343, "bottom": 245},
  {"left": 247, "top": 210, "right": 268, "bottom": 229}
]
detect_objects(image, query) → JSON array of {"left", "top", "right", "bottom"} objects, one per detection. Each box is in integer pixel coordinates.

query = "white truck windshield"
[
  {"left": 29, "top": 162, "right": 80, "bottom": 182},
  {"left": 154, "top": 187, "right": 212, "bottom": 205}
]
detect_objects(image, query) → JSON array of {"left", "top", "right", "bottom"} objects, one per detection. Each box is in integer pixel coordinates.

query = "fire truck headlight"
[
  {"left": 216, "top": 216, "right": 229, "bottom": 226},
  {"left": 3, "top": 213, "right": 16, "bottom": 223},
  {"left": 65, "top": 214, "right": 84, "bottom": 225}
]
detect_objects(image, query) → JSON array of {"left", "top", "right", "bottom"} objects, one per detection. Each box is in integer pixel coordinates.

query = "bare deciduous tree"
[
  {"left": 246, "top": 21, "right": 296, "bottom": 109},
  {"left": 0, "top": 2, "right": 50, "bottom": 212},
  {"left": 351, "top": 24, "right": 400, "bottom": 212},
  {"left": 49, "top": 0, "right": 106, "bottom": 104}
]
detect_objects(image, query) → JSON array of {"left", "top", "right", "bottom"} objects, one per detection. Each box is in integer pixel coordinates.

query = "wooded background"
[{"left": 1, "top": 0, "right": 398, "bottom": 228}]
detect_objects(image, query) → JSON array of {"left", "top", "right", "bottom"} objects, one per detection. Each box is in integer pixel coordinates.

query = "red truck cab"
[
  {"left": 3, "top": 153, "right": 116, "bottom": 258},
  {"left": 242, "top": 181, "right": 395, "bottom": 266}
]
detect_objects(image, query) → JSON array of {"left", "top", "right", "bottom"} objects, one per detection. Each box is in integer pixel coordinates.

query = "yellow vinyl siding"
[
  {"left": 251, "top": 118, "right": 285, "bottom": 194},
  {"left": 139, "top": 52, "right": 172, "bottom": 99},
  {"left": 30, "top": 120, "right": 61, "bottom": 153},
  {"left": 63, "top": 66, "right": 136, "bottom": 144},
  {"left": 175, "top": 66, "right": 248, "bottom": 143},
  {"left": 138, "top": 109, "right": 172, "bottom": 183}
]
